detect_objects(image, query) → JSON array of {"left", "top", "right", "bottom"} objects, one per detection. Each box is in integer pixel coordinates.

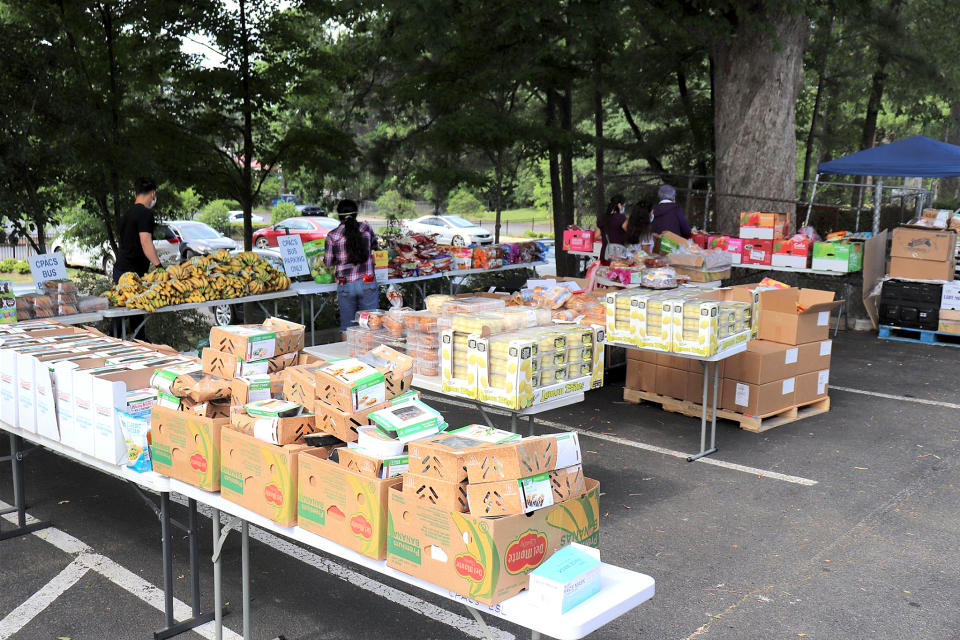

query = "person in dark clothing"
[
  {"left": 595, "top": 194, "right": 627, "bottom": 262},
  {"left": 650, "top": 184, "right": 692, "bottom": 239},
  {"left": 112, "top": 177, "right": 161, "bottom": 339}
]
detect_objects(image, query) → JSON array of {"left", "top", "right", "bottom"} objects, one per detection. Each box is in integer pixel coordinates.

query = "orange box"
[{"left": 150, "top": 405, "right": 227, "bottom": 491}]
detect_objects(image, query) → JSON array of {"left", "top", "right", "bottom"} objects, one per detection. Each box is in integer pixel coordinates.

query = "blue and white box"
[{"left": 528, "top": 542, "right": 601, "bottom": 614}]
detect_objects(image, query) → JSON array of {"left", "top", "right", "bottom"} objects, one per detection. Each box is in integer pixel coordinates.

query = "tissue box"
[{"left": 528, "top": 542, "right": 602, "bottom": 614}]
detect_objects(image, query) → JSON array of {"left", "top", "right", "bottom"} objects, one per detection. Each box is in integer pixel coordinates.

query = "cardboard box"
[
  {"left": 668, "top": 295, "right": 752, "bottom": 357},
  {"left": 655, "top": 366, "right": 687, "bottom": 400},
  {"left": 771, "top": 253, "right": 810, "bottom": 269},
  {"left": 403, "top": 472, "right": 469, "bottom": 512},
  {"left": 627, "top": 347, "right": 658, "bottom": 364},
  {"left": 208, "top": 317, "right": 305, "bottom": 361},
  {"left": 201, "top": 348, "right": 296, "bottom": 379},
  {"left": 726, "top": 238, "right": 744, "bottom": 264},
  {"left": 337, "top": 446, "right": 407, "bottom": 478},
  {"left": 466, "top": 465, "right": 586, "bottom": 517},
  {"left": 82, "top": 367, "right": 160, "bottom": 464},
  {"left": 298, "top": 453, "right": 402, "bottom": 560},
  {"left": 757, "top": 288, "right": 841, "bottom": 345},
  {"left": 281, "top": 364, "right": 326, "bottom": 411},
  {"left": 313, "top": 358, "right": 386, "bottom": 412},
  {"left": 229, "top": 408, "right": 318, "bottom": 445},
  {"left": 724, "top": 340, "right": 799, "bottom": 384},
  {"left": 795, "top": 370, "right": 830, "bottom": 404},
  {"left": 811, "top": 241, "right": 863, "bottom": 272},
  {"left": 220, "top": 427, "right": 308, "bottom": 527},
  {"left": 387, "top": 478, "right": 600, "bottom": 606},
  {"left": 938, "top": 308, "right": 960, "bottom": 334},
  {"left": 150, "top": 405, "right": 227, "bottom": 491},
  {"left": 440, "top": 330, "right": 478, "bottom": 399},
  {"left": 625, "top": 359, "right": 656, "bottom": 392},
  {"left": 721, "top": 378, "right": 796, "bottom": 416},
  {"left": 889, "top": 228, "right": 957, "bottom": 281},
  {"left": 562, "top": 229, "right": 594, "bottom": 252},
  {"left": 463, "top": 433, "right": 581, "bottom": 484},
  {"left": 889, "top": 257, "right": 956, "bottom": 281},
  {"left": 942, "top": 282, "right": 960, "bottom": 311},
  {"left": 795, "top": 340, "right": 832, "bottom": 375},
  {"left": 407, "top": 430, "right": 514, "bottom": 482},
  {"left": 231, "top": 373, "right": 282, "bottom": 405},
  {"left": 314, "top": 399, "right": 390, "bottom": 443},
  {"left": 739, "top": 212, "right": 789, "bottom": 240},
  {"left": 741, "top": 239, "right": 774, "bottom": 265},
  {"left": 367, "top": 345, "right": 414, "bottom": 399}
]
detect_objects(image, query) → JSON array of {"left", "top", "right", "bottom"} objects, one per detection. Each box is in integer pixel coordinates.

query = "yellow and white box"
[
  {"left": 604, "top": 290, "right": 642, "bottom": 347},
  {"left": 475, "top": 333, "right": 537, "bottom": 410},
  {"left": 440, "top": 329, "right": 479, "bottom": 399},
  {"left": 671, "top": 298, "right": 752, "bottom": 357}
]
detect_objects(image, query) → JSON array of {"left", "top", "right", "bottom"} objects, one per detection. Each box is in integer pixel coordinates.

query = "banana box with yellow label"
[
  {"left": 671, "top": 297, "right": 753, "bottom": 357},
  {"left": 603, "top": 290, "right": 642, "bottom": 346},
  {"left": 439, "top": 329, "right": 479, "bottom": 399},
  {"left": 474, "top": 333, "right": 537, "bottom": 409}
]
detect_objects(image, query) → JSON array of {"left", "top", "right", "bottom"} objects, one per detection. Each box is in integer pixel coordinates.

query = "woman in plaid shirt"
[{"left": 325, "top": 199, "right": 380, "bottom": 335}]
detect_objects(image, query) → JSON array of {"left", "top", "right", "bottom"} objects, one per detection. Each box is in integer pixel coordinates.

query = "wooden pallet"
[
  {"left": 878, "top": 325, "right": 960, "bottom": 348},
  {"left": 623, "top": 388, "right": 831, "bottom": 433}
]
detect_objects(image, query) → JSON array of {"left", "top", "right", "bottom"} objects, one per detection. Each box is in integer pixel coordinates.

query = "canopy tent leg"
[
  {"left": 873, "top": 179, "right": 883, "bottom": 235},
  {"left": 803, "top": 173, "right": 820, "bottom": 228}
]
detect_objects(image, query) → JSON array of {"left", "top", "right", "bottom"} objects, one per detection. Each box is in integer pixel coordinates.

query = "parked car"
[
  {"left": 252, "top": 216, "right": 339, "bottom": 249},
  {"left": 295, "top": 204, "right": 326, "bottom": 216},
  {"left": 227, "top": 211, "right": 269, "bottom": 224},
  {"left": 400, "top": 215, "right": 493, "bottom": 246},
  {"left": 212, "top": 248, "right": 286, "bottom": 326},
  {"left": 51, "top": 220, "right": 236, "bottom": 275}
]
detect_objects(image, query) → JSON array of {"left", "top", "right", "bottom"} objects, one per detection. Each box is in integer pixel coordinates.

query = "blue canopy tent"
[{"left": 807, "top": 136, "right": 960, "bottom": 232}]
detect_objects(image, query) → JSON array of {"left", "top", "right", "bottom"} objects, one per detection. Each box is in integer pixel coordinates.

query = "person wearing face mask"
[
  {"left": 114, "top": 177, "right": 162, "bottom": 283},
  {"left": 594, "top": 193, "right": 627, "bottom": 263}
]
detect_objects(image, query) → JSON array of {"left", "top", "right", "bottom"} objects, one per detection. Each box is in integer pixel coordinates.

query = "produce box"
[
  {"left": 707, "top": 235, "right": 729, "bottom": 251},
  {"left": 151, "top": 405, "right": 227, "bottom": 491},
  {"left": 313, "top": 358, "right": 386, "bottom": 412},
  {"left": 439, "top": 330, "right": 478, "bottom": 399},
  {"left": 772, "top": 237, "right": 813, "bottom": 269},
  {"left": 281, "top": 364, "right": 327, "bottom": 411},
  {"left": 367, "top": 345, "right": 414, "bottom": 398},
  {"left": 938, "top": 309, "right": 960, "bottom": 334},
  {"left": 298, "top": 452, "right": 401, "bottom": 560},
  {"left": 386, "top": 478, "right": 600, "bottom": 606},
  {"left": 208, "top": 317, "right": 305, "bottom": 361},
  {"left": 562, "top": 228, "right": 594, "bottom": 252},
  {"left": 889, "top": 228, "right": 957, "bottom": 281},
  {"left": 314, "top": 399, "right": 391, "bottom": 443},
  {"left": 201, "top": 348, "right": 297, "bottom": 379},
  {"left": 757, "top": 288, "right": 841, "bottom": 345},
  {"left": 463, "top": 433, "right": 581, "bottom": 484},
  {"left": 368, "top": 398, "right": 444, "bottom": 443},
  {"left": 337, "top": 447, "right": 407, "bottom": 479},
  {"left": 231, "top": 373, "right": 283, "bottom": 405},
  {"left": 669, "top": 297, "right": 752, "bottom": 357},
  {"left": 407, "top": 427, "right": 518, "bottom": 482},
  {"left": 402, "top": 472, "right": 469, "bottom": 512},
  {"left": 811, "top": 241, "right": 863, "bottom": 272},
  {"left": 229, "top": 408, "right": 318, "bottom": 445},
  {"left": 725, "top": 237, "right": 744, "bottom": 264},
  {"left": 721, "top": 377, "right": 796, "bottom": 416},
  {"left": 466, "top": 464, "right": 586, "bottom": 517},
  {"left": 739, "top": 212, "right": 789, "bottom": 240},
  {"left": 740, "top": 239, "right": 773, "bottom": 266}
]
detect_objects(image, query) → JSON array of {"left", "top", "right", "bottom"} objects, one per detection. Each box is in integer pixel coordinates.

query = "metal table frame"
[
  {"left": 0, "top": 424, "right": 218, "bottom": 640},
  {"left": 622, "top": 343, "right": 748, "bottom": 461}
]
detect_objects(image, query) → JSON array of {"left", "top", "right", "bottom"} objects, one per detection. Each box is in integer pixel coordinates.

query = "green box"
[{"left": 811, "top": 241, "right": 863, "bottom": 272}]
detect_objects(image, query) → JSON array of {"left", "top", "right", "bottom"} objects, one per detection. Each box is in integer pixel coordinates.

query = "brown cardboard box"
[
  {"left": 230, "top": 373, "right": 284, "bottom": 405},
  {"left": 208, "top": 317, "right": 305, "bottom": 361},
  {"left": 337, "top": 447, "right": 405, "bottom": 478},
  {"left": 314, "top": 399, "right": 391, "bottom": 443},
  {"left": 626, "top": 348, "right": 657, "bottom": 364},
  {"left": 282, "top": 365, "right": 326, "bottom": 411},
  {"left": 888, "top": 257, "right": 956, "bottom": 281},
  {"left": 939, "top": 309, "right": 960, "bottom": 334},
  {"left": 408, "top": 432, "right": 504, "bottom": 482},
  {"left": 655, "top": 366, "right": 687, "bottom": 400},
  {"left": 795, "top": 370, "right": 830, "bottom": 404},
  {"left": 656, "top": 352, "right": 699, "bottom": 373},
  {"left": 889, "top": 228, "right": 957, "bottom": 280},
  {"left": 313, "top": 360, "right": 387, "bottom": 412},
  {"left": 463, "top": 433, "right": 581, "bottom": 484},
  {"left": 625, "top": 359, "right": 656, "bottom": 392},
  {"left": 466, "top": 465, "right": 586, "bottom": 517},
  {"left": 201, "top": 348, "right": 297, "bottom": 379},
  {"left": 297, "top": 452, "right": 400, "bottom": 560},
  {"left": 220, "top": 427, "right": 309, "bottom": 527},
  {"left": 795, "top": 340, "right": 832, "bottom": 375},
  {"left": 297, "top": 352, "right": 325, "bottom": 366},
  {"left": 229, "top": 408, "right": 319, "bottom": 445},
  {"left": 757, "top": 288, "right": 842, "bottom": 345},
  {"left": 386, "top": 478, "right": 600, "bottom": 605},
  {"left": 150, "top": 405, "right": 227, "bottom": 491},
  {"left": 724, "top": 340, "right": 799, "bottom": 384},
  {"left": 721, "top": 378, "right": 796, "bottom": 416},
  {"left": 403, "top": 472, "right": 469, "bottom": 512},
  {"left": 368, "top": 345, "right": 415, "bottom": 399}
]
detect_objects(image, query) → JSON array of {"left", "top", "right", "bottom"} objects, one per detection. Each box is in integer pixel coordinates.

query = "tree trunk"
[
  {"left": 594, "top": 64, "right": 605, "bottom": 225},
  {"left": 712, "top": 10, "right": 809, "bottom": 234},
  {"left": 240, "top": 0, "right": 254, "bottom": 251},
  {"left": 102, "top": 4, "right": 123, "bottom": 240},
  {"left": 677, "top": 64, "right": 709, "bottom": 181},
  {"left": 494, "top": 152, "right": 504, "bottom": 243},
  {"left": 800, "top": 17, "right": 834, "bottom": 202},
  {"left": 546, "top": 89, "right": 570, "bottom": 275},
  {"left": 557, "top": 87, "right": 577, "bottom": 277}
]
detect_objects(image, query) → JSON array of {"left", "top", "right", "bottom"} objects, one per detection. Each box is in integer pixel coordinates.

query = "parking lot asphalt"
[{"left": 1, "top": 330, "right": 958, "bottom": 640}]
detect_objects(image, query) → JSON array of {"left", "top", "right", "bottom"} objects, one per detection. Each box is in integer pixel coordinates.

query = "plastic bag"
[{"left": 386, "top": 284, "right": 403, "bottom": 308}]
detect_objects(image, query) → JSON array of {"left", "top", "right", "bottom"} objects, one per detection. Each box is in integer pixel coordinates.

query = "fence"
[{"left": 0, "top": 237, "right": 50, "bottom": 261}]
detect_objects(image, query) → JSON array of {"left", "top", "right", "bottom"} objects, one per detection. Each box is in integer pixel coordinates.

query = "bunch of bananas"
[{"left": 105, "top": 250, "right": 291, "bottom": 312}]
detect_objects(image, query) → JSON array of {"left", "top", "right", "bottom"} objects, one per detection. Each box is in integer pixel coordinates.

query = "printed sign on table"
[
  {"left": 27, "top": 253, "right": 68, "bottom": 293},
  {"left": 276, "top": 235, "right": 311, "bottom": 277}
]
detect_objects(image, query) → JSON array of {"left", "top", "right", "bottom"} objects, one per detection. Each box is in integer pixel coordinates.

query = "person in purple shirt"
[
  {"left": 651, "top": 184, "right": 692, "bottom": 239},
  {"left": 595, "top": 193, "right": 627, "bottom": 262}
]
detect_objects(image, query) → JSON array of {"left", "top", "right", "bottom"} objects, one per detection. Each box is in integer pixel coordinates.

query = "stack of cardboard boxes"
[{"left": 625, "top": 286, "right": 839, "bottom": 418}]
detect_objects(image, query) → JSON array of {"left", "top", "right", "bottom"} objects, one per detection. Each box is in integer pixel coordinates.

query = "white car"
[
  {"left": 227, "top": 211, "right": 269, "bottom": 224},
  {"left": 400, "top": 215, "right": 493, "bottom": 246}
]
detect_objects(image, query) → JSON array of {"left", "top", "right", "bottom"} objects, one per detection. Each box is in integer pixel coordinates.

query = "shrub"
[
  {"left": 14, "top": 260, "right": 31, "bottom": 274},
  {"left": 376, "top": 190, "right": 416, "bottom": 220},
  {"left": 271, "top": 200, "right": 297, "bottom": 224},
  {"left": 198, "top": 201, "right": 232, "bottom": 235},
  {"left": 0, "top": 257, "right": 16, "bottom": 273},
  {"left": 446, "top": 188, "right": 485, "bottom": 218}
]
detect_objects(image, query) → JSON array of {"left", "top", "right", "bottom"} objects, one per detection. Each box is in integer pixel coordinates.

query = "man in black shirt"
[{"left": 114, "top": 177, "right": 162, "bottom": 282}]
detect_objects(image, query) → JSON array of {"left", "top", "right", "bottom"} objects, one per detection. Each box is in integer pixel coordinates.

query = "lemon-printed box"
[
  {"left": 440, "top": 329, "right": 478, "bottom": 399},
  {"left": 474, "top": 334, "right": 537, "bottom": 410},
  {"left": 671, "top": 298, "right": 753, "bottom": 357},
  {"left": 531, "top": 325, "right": 605, "bottom": 405},
  {"left": 604, "top": 290, "right": 642, "bottom": 347}
]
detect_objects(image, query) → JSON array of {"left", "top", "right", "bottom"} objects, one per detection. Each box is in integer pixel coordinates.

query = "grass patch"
[{"left": 469, "top": 208, "right": 550, "bottom": 222}]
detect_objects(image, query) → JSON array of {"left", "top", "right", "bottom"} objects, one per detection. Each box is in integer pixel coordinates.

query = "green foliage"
[
  {"left": 271, "top": 200, "right": 297, "bottom": 224},
  {"left": 14, "top": 260, "right": 30, "bottom": 275},
  {"left": 523, "top": 230, "right": 551, "bottom": 239},
  {"left": 0, "top": 258, "right": 16, "bottom": 273},
  {"left": 376, "top": 190, "right": 416, "bottom": 220},
  {"left": 198, "top": 203, "right": 232, "bottom": 235},
  {"left": 71, "top": 270, "right": 112, "bottom": 296},
  {"left": 446, "top": 188, "right": 485, "bottom": 218}
]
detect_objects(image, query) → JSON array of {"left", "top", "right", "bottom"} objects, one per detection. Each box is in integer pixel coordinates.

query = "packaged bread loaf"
[{"left": 150, "top": 362, "right": 232, "bottom": 403}]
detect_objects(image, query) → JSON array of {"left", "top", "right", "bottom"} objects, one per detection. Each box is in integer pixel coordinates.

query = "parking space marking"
[
  {"left": 832, "top": 385, "right": 960, "bottom": 410},
  {"left": 171, "top": 495, "right": 516, "bottom": 640},
  {"left": 422, "top": 393, "right": 818, "bottom": 486},
  {"left": 0, "top": 500, "right": 242, "bottom": 640},
  {"left": 0, "top": 558, "right": 88, "bottom": 639}
]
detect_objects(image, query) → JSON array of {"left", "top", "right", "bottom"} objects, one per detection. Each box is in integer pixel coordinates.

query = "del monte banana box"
[
  {"left": 209, "top": 317, "right": 305, "bottom": 361},
  {"left": 220, "top": 427, "right": 309, "bottom": 527},
  {"left": 386, "top": 478, "right": 600, "bottom": 605},
  {"left": 298, "top": 451, "right": 401, "bottom": 560},
  {"left": 150, "top": 404, "right": 227, "bottom": 491},
  {"left": 313, "top": 358, "right": 386, "bottom": 412},
  {"left": 464, "top": 433, "right": 582, "bottom": 484},
  {"left": 202, "top": 347, "right": 297, "bottom": 379}
]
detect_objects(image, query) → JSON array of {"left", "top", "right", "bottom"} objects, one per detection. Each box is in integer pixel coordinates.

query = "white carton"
[
  {"left": 90, "top": 368, "right": 159, "bottom": 465},
  {"left": 53, "top": 358, "right": 107, "bottom": 449},
  {"left": 71, "top": 366, "right": 131, "bottom": 456},
  {"left": 528, "top": 542, "right": 602, "bottom": 614}
]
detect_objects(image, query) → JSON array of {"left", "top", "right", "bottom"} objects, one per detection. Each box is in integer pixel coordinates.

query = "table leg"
[
  {"left": 160, "top": 493, "right": 175, "bottom": 630},
  {"left": 510, "top": 412, "right": 517, "bottom": 433},
  {"left": 0, "top": 434, "right": 50, "bottom": 541},
  {"left": 188, "top": 499, "right": 201, "bottom": 618},
  {"left": 709, "top": 361, "right": 720, "bottom": 452},
  {"left": 242, "top": 520, "right": 250, "bottom": 640},
  {"left": 528, "top": 415, "right": 535, "bottom": 437},
  {"left": 476, "top": 404, "right": 495, "bottom": 429},
  {"left": 687, "top": 361, "right": 717, "bottom": 462},
  {"left": 213, "top": 509, "right": 223, "bottom": 640},
  {"left": 310, "top": 297, "right": 316, "bottom": 347}
]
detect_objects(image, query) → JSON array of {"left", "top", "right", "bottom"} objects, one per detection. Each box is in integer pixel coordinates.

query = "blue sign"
[{"left": 271, "top": 194, "right": 297, "bottom": 206}]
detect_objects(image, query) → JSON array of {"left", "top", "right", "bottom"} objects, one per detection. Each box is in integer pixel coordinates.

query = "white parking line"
[
  {"left": 0, "top": 558, "right": 88, "bottom": 639},
  {"left": 422, "top": 393, "right": 819, "bottom": 486},
  {"left": 831, "top": 385, "right": 960, "bottom": 410},
  {"left": 171, "top": 495, "right": 516, "bottom": 640},
  {"left": 0, "top": 501, "right": 242, "bottom": 640}
]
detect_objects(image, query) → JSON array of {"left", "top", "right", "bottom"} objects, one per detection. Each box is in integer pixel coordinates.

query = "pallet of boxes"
[{"left": 617, "top": 283, "right": 839, "bottom": 432}]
